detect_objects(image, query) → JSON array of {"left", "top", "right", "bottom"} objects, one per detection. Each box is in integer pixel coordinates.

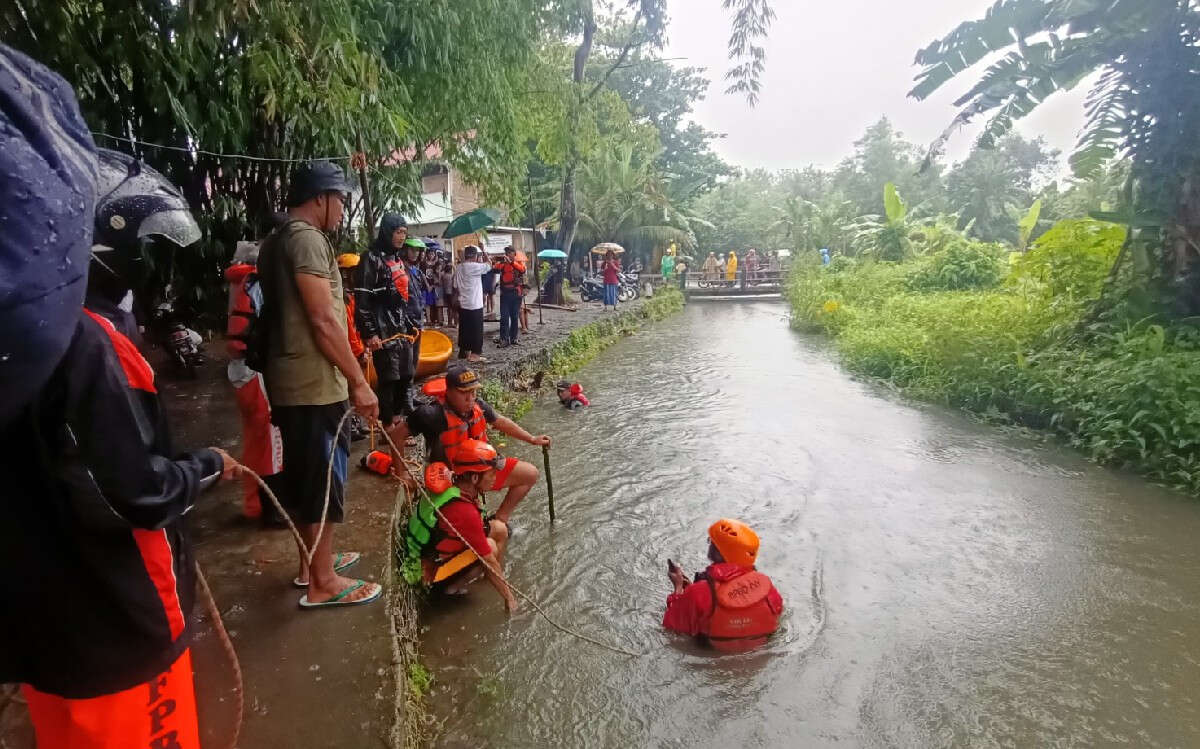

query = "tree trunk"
[{"left": 556, "top": 2, "right": 595, "bottom": 266}]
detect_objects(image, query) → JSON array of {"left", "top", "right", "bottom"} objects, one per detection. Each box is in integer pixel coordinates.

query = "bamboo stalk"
[{"left": 542, "top": 444, "right": 556, "bottom": 522}]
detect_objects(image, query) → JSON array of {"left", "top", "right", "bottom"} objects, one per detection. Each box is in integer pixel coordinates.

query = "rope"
[
  {"left": 92, "top": 132, "right": 353, "bottom": 163},
  {"left": 373, "top": 425, "right": 643, "bottom": 658},
  {"left": 194, "top": 564, "right": 243, "bottom": 749}
]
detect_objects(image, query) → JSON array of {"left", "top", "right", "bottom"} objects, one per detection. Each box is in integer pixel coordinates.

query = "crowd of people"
[
  {"left": 699, "top": 248, "right": 785, "bottom": 285},
  {"left": 1, "top": 44, "right": 783, "bottom": 748}
]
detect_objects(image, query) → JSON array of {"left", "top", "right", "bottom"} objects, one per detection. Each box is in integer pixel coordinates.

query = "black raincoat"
[{"left": 355, "top": 214, "right": 418, "bottom": 382}]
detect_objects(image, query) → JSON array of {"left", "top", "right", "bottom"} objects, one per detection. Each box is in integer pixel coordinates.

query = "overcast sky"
[{"left": 663, "top": 0, "right": 1089, "bottom": 173}]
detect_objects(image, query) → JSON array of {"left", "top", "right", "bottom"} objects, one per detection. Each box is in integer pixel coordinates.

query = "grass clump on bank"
[{"left": 789, "top": 219, "right": 1200, "bottom": 496}]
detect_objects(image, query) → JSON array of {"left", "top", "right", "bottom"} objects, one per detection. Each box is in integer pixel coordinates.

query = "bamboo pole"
[{"left": 542, "top": 444, "right": 556, "bottom": 522}]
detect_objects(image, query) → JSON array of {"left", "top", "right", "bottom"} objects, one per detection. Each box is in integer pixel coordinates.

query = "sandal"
[
  {"left": 293, "top": 551, "right": 362, "bottom": 588},
  {"left": 298, "top": 579, "right": 382, "bottom": 609}
]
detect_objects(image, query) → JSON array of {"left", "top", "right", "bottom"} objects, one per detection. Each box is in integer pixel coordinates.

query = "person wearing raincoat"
[
  {"left": 725, "top": 251, "right": 739, "bottom": 286},
  {"left": 356, "top": 214, "right": 420, "bottom": 426},
  {"left": 702, "top": 252, "right": 720, "bottom": 282}
]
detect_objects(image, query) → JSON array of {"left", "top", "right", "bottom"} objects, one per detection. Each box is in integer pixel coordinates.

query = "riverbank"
[
  {"left": 787, "top": 220, "right": 1200, "bottom": 498},
  {"left": 0, "top": 290, "right": 683, "bottom": 749}
]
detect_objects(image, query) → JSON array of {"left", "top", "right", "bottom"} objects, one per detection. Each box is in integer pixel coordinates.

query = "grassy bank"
[{"left": 788, "top": 220, "right": 1200, "bottom": 496}]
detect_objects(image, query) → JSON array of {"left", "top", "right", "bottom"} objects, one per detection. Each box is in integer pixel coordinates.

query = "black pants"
[
  {"left": 377, "top": 378, "right": 413, "bottom": 425},
  {"left": 458, "top": 307, "right": 484, "bottom": 356},
  {"left": 271, "top": 401, "right": 350, "bottom": 524}
]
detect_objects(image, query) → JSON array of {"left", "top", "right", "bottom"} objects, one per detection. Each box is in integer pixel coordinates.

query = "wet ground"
[
  {"left": 420, "top": 299, "right": 1200, "bottom": 748},
  {"left": 0, "top": 297, "right": 629, "bottom": 748}
]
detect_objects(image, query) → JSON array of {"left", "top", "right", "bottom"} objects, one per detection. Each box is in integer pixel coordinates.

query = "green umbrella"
[
  {"left": 442, "top": 208, "right": 499, "bottom": 239},
  {"left": 537, "top": 248, "right": 568, "bottom": 259}
]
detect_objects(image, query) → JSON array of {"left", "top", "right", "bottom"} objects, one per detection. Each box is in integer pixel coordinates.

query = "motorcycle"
[
  {"left": 151, "top": 297, "right": 205, "bottom": 378},
  {"left": 617, "top": 271, "right": 640, "bottom": 301},
  {"left": 578, "top": 276, "right": 605, "bottom": 302}
]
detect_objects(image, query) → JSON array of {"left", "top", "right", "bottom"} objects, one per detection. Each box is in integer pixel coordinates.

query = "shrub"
[
  {"left": 906, "top": 238, "right": 1004, "bottom": 292},
  {"left": 1009, "top": 218, "right": 1125, "bottom": 302}
]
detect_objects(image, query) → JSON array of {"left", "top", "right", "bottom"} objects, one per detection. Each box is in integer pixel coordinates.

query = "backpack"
[{"left": 243, "top": 220, "right": 309, "bottom": 373}]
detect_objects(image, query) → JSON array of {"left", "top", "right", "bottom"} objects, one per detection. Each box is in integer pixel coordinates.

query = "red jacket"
[{"left": 662, "top": 563, "right": 783, "bottom": 642}]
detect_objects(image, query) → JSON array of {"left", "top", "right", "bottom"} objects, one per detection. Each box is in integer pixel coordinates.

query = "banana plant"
[{"left": 908, "top": 0, "right": 1200, "bottom": 307}]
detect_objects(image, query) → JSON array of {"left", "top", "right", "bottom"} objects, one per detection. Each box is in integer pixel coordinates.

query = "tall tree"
[
  {"left": 945, "top": 134, "right": 1059, "bottom": 243},
  {"left": 552, "top": 0, "right": 774, "bottom": 261}
]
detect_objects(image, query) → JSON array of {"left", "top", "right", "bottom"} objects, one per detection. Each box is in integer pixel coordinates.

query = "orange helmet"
[
  {"left": 447, "top": 439, "right": 500, "bottom": 475},
  {"left": 424, "top": 462, "right": 454, "bottom": 493},
  {"left": 708, "top": 519, "right": 759, "bottom": 568}
]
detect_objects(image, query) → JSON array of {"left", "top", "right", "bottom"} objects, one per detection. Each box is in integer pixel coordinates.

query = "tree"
[
  {"left": 604, "top": 56, "right": 734, "bottom": 198},
  {"left": 909, "top": 0, "right": 1200, "bottom": 313},
  {"left": 568, "top": 143, "right": 705, "bottom": 261},
  {"left": 3, "top": 0, "right": 547, "bottom": 321},
  {"left": 945, "top": 134, "right": 1059, "bottom": 243},
  {"left": 834, "top": 117, "right": 947, "bottom": 217},
  {"left": 550, "top": 0, "right": 774, "bottom": 262}
]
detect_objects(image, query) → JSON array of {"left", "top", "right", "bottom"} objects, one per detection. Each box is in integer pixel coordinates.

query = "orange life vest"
[
  {"left": 439, "top": 403, "right": 488, "bottom": 451},
  {"left": 703, "top": 570, "right": 781, "bottom": 652},
  {"left": 495, "top": 259, "right": 525, "bottom": 290},
  {"left": 224, "top": 263, "right": 255, "bottom": 358},
  {"left": 385, "top": 257, "right": 410, "bottom": 301}
]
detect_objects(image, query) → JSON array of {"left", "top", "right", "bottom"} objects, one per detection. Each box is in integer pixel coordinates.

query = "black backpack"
[{"left": 243, "top": 221, "right": 309, "bottom": 372}]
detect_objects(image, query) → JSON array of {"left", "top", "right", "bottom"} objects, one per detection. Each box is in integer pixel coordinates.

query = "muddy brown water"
[{"left": 419, "top": 300, "right": 1200, "bottom": 748}]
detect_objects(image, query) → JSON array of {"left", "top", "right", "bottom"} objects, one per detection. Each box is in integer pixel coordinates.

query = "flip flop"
[
  {"left": 298, "top": 579, "right": 382, "bottom": 609},
  {"left": 293, "top": 551, "right": 362, "bottom": 588}
]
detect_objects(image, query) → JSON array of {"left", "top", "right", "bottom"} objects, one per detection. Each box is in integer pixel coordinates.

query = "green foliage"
[
  {"left": 906, "top": 238, "right": 1004, "bottom": 292},
  {"left": 1017, "top": 199, "right": 1042, "bottom": 251},
  {"left": 1010, "top": 219, "right": 1125, "bottom": 303},
  {"left": 407, "top": 662, "right": 433, "bottom": 698},
  {"left": 910, "top": 0, "right": 1200, "bottom": 310},
  {"left": 789, "top": 216, "right": 1200, "bottom": 497}
]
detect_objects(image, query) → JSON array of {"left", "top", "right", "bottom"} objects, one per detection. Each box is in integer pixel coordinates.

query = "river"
[{"left": 419, "top": 300, "right": 1200, "bottom": 748}]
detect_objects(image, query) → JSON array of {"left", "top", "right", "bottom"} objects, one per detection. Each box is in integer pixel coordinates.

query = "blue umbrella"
[{"left": 537, "top": 248, "right": 568, "bottom": 259}]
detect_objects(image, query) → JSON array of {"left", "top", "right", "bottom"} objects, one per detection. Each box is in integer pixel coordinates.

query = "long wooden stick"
[{"left": 542, "top": 444, "right": 556, "bottom": 522}]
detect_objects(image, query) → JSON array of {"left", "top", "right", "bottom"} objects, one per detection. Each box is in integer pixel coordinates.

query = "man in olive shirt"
[{"left": 258, "top": 160, "right": 381, "bottom": 608}]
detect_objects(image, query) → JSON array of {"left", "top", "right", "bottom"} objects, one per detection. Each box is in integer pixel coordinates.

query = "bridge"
[{"left": 642, "top": 268, "right": 787, "bottom": 298}]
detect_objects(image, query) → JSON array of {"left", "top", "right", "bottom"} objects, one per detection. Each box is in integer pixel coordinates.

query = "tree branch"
[{"left": 585, "top": 8, "right": 646, "bottom": 101}]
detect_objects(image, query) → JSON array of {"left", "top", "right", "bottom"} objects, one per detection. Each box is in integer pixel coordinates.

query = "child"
[{"left": 556, "top": 380, "right": 590, "bottom": 409}]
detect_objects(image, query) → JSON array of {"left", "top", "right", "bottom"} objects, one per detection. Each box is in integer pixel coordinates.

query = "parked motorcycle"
[
  {"left": 151, "top": 297, "right": 205, "bottom": 378},
  {"left": 579, "top": 276, "right": 605, "bottom": 302}
]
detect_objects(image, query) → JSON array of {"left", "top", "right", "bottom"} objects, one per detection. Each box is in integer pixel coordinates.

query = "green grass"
[
  {"left": 407, "top": 662, "right": 433, "bottom": 698},
  {"left": 787, "top": 222, "right": 1200, "bottom": 497}
]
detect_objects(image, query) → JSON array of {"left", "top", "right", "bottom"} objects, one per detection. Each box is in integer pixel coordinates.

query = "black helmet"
[
  {"left": 92, "top": 148, "right": 201, "bottom": 251},
  {"left": 288, "top": 160, "right": 350, "bottom": 207}
]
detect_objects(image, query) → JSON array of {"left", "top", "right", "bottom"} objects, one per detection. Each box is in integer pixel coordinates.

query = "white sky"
[{"left": 663, "top": 0, "right": 1089, "bottom": 172}]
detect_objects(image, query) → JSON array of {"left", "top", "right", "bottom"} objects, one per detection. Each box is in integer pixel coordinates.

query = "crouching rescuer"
[
  {"left": 401, "top": 441, "right": 518, "bottom": 612},
  {"left": 662, "top": 519, "right": 784, "bottom": 652}
]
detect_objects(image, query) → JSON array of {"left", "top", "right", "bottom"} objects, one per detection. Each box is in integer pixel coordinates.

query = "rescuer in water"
[{"left": 662, "top": 519, "right": 784, "bottom": 652}]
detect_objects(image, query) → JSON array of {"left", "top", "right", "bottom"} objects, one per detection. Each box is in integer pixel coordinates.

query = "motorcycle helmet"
[{"left": 92, "top": 148, "right": 201, "bottom": 252}]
